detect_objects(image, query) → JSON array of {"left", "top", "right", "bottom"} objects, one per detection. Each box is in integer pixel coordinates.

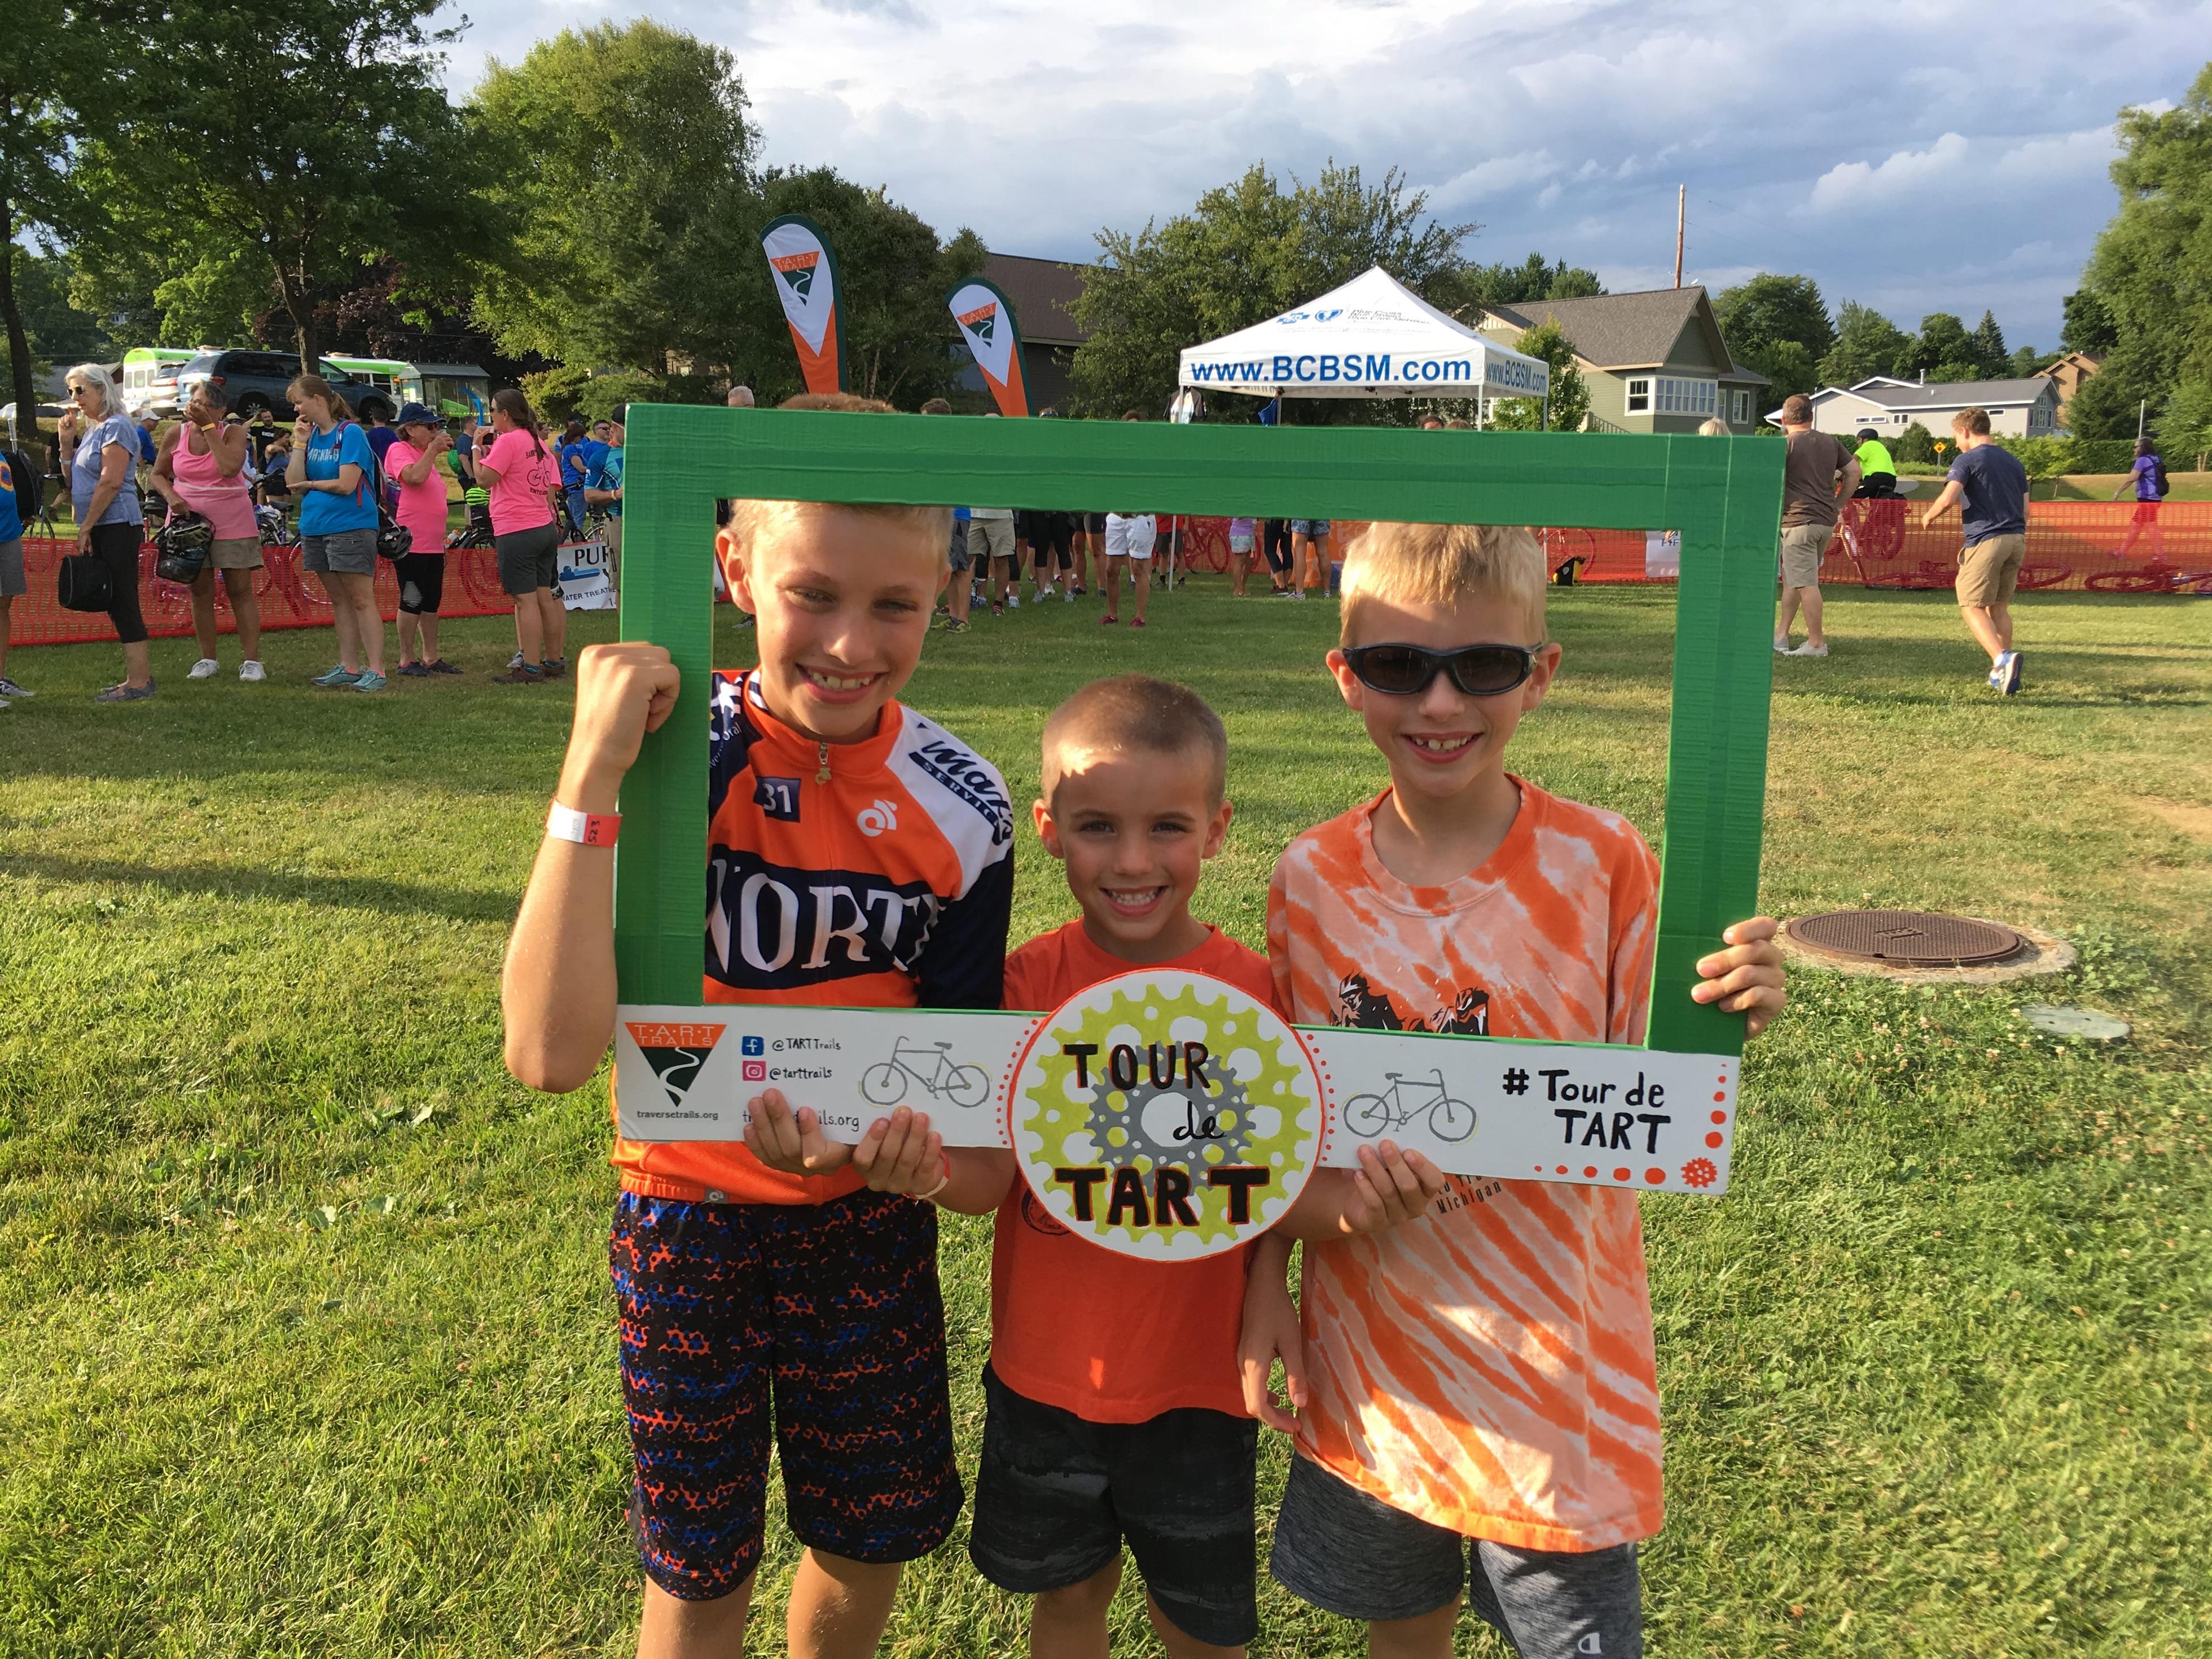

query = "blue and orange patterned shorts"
[{"left": 609, "top": 1188, "right": 961, "bottom": 1600}]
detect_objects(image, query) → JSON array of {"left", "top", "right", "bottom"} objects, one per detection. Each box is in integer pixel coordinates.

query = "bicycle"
[
  {"left": 1341, "top": 1068, "right": 1476, "bottom": 1143},
  {"left": 859, "top": 1039, "right": 993, "bottom": 1109}
]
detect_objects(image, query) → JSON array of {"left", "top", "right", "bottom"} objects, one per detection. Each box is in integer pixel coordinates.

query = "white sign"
[
  {"left": 559, "top": 539, "right": 615, "bottom": 611},
  {"left": 614, "top": 971, "right": 1742, "bottom": 1257}
]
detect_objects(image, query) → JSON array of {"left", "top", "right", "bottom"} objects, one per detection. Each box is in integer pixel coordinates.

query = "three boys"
[{"left": 503, "top": 436, "right": 1785, "bottom": 1657}]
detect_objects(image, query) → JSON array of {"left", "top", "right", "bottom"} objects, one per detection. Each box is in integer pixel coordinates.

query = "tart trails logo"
[
  {"left": 624, "top": 1022, "right": 728, "bottom": 1108},
  {"left": 771, "top": 252, "right": 818, "bottom": 297}
]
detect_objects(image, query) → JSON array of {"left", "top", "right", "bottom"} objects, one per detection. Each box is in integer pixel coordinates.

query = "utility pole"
[{"left": 1674, "top": 185, "right": 1685, "bottom": 288}]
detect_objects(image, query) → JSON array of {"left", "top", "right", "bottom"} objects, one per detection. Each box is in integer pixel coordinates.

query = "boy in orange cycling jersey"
[{"left": 503, "top": 393, "right": 1012, "bottom": 1659}]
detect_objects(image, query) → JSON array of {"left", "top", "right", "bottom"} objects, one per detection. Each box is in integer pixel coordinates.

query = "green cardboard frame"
[{"left": 613, "top": 406, "right": 1782, "bottom": 1055}]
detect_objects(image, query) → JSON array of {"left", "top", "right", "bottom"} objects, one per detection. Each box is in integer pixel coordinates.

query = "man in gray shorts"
[
  {"left": 921, "top": 399, "right": 974, "bottom": 632},
  {"left": 1772, "top": 393, "right": 1859, "bottom": 658}
]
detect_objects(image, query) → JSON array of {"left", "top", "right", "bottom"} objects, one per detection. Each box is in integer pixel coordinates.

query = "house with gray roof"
[
  {"left": 1474, "top": 286, "right": 1770, "bottom": 434},
  {"left": 1802, "top": 377, "right": 2061, "bottom": 440}
]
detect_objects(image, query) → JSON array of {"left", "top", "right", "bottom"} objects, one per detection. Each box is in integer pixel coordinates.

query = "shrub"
[{"left": 1896, "top": 422, "right": 1936, "bottom": 464}]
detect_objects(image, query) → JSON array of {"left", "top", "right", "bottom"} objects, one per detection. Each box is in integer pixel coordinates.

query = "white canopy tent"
[{"left": 1177, "top": 266, "right": 1551, "bottom": 420}]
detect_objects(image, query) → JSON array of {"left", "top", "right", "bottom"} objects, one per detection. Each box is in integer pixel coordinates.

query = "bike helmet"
[
  {"left": 154, "top": 510, "right": 215, "bottom": 582},
  {"left": 1856, "top": 427, "right": 1880, "bottom": 445}
]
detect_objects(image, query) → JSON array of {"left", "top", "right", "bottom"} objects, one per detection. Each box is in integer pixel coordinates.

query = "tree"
[
  {"left": 2060, "top": 290, "right": 2118, "bottom": 354},
  {"left": 1071, "top": 161, "right": 1476, "bottom": 418},
  {"left": 0, "top": 0, "right": 86, "bottom": 416},
  {"left": 74, "top": 0, "right": 480, "bottom": 369},
  {"left": 1817, "top": 301, "right": 1913, "bottom": 388},
  {"left": 471, "top": 22, "right": 760, "bottom": 378},
  {"left": 1969, "top": 310, "right": 2009, "bottom": 377},
  {"left": 16, "top": 250, "right": 111, "bottom": 370},
  {"left": 1900, "top": 313, "right": 1978, "bottom": 381},
  {"left": 2008, "top": 345, "right": 2061, "bottom": 377},
  {"left": 2071, "top": 63, "right": 2212, "bottom": 440},
  {"left": 1428, "top": 252, "right": 1605, "bottom": 315},
  {"left": 1487, "top": 320, "right": 1588, "bottom": 431},
  {"left": 1895, "top": 421, "right": 1937, "bottom": 464},
  {"left": 1714, "top": 274, "right": 1835, "bottom": 404}
]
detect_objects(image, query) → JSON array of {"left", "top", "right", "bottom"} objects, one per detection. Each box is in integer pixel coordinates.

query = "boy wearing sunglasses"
[{"left": 1238, "top": 521, "right": 1786, "bottom": 1659}]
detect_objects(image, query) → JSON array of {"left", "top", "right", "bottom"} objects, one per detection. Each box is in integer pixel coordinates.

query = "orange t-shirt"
[
  {"left": 609, "top": 671, "right": 1014, "bottom": 1206},
  {"left": 1267, "top": 780, "right": 1664, "bottom": 1552},
  {"left": 988, "top": 921, "right": 1271, "bottom": 1423}
]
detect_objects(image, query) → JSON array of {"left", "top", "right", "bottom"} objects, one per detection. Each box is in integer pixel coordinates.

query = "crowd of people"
[{"left": 2, "top": 365, "right": 624, "bottom": 703}]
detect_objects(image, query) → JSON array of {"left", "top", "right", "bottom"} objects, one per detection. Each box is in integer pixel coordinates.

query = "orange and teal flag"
[{"left": 947, "top": 276, "right": 1028, "bottom": 416}]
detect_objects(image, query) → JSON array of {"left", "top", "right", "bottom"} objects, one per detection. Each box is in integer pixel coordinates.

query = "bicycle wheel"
[
  {"left": 944, "top": 1064, "right": 992, "bottom": 1109},
  {"left": 859, "top": 1063, "right": 907, "bottom": 1107},
  {"left": 1428, "top": 1096, "right": 1477, "bottom": 1143},
  {"left": 1342, "top": 1094, "right": 1391, "bottom": 1138}
]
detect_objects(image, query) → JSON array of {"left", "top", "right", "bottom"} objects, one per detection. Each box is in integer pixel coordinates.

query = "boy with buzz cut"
[
  {"left": 502, "top": 388, "right": 1014, "bottom": 1659},
  {"left": 1238, "top": 522, "right": 1788, "bottom": 1659},
  {"left": 751, "top": 672, "right": 1450, "bottom": 1659}
]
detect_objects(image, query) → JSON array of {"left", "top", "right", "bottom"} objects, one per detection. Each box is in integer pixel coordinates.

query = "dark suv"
[{"left": 176, "top": 350, "right": 392, "bottom": 422}]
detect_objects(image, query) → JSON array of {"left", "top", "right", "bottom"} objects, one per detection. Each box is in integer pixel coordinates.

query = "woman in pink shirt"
[
  {"left": 385, "top": 404, "right": 461, "bottom": 676},
  {"left": 473, "top": 388, "right": 566, "bottom": 684},
  {"left": 150, "top": 380, "right": 266, "bottom": 681}
]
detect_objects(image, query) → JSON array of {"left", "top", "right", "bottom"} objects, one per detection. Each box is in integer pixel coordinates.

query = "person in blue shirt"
[
  {"left": 582, "top": 415, "right": 624, "bottom": 586},
  {"left": 1920, "top": 407, "right": 2032, "bottom": 695},
  {"left": 2113, "top": 438, "right": 2168, "bottom": 559},
  {"left": 365, "top": 409, "right": 402, "bottom": 504},
  {"left": 557, "top": 418, "right": 601, "bottom": 530},
  {"left": 0, "top": 446, "right": 28, "bottom": 704},
  {"left": 285, "top": 372, "right": 388, "bottom": 691}
]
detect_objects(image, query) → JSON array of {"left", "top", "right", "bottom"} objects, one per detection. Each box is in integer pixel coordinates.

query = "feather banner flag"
[
  {"left": 946, "top": 276, "right": 1029, "bottom": 416},
  {"left": 762, "top": 214, "right": 845, "bottom": 394}
]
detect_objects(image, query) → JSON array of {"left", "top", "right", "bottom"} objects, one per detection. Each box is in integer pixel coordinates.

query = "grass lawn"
[{"left": 2, "top": 578, "right": 2209, "bottom": 1657}]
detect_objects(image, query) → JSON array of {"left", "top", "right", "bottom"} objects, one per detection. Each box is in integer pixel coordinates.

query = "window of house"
[
  {"left": 1625, "top": 377, "right": 1651, "bottom": 414},
  {"left": 1652, "top": 376, "right": 1717, "bottom": 416},
  {"left": 1732, "top": 389, "right": 1751, "bottom": 423}
]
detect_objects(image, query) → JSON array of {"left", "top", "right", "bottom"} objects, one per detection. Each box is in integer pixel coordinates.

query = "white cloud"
[{"left": 1806, "top": 133, "right": 1971, "bottom": 213}]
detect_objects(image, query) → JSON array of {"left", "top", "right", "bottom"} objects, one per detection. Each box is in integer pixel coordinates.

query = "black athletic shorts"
[
  {"left": 969, "top": 1365, "right": 1257, "bottom": 1647},
  {"left": 1082, "top": 512, "right": 1107, "bottom": 535},
  {"left": 395, "top": 550, "right": 445, "bottom": 615},
  {"left": 495, "top": 522, "right": 561, "bottom": 596}
]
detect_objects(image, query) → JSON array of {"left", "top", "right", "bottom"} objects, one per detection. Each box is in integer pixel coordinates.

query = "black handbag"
[{"left": 57, "top": 549, "right": 115, "bottom": 612}]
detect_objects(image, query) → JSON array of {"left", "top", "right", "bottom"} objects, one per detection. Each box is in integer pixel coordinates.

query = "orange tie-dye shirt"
[{"left": 1266, "top": 779, "right": 1664, "bottom": 1552}]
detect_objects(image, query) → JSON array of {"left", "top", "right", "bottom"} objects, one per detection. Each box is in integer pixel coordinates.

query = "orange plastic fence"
[
  {"left": 12, "top": 538, "right": 518, "bottom": 647},
  {"left": 18, "top": 503, "right": 2212, "bottom": 646},
  {"left": 1156, "top": 503, "right": 2212, "bottom": 595}
]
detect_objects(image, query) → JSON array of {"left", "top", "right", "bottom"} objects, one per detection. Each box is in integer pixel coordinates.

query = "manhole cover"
[{"left": 1790, "top": 910, "right": 2022, "bottom": 967}]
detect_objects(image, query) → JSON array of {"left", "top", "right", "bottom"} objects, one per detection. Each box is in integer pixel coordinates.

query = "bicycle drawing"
[
  {"left": 860, "top": 1039, "right": 994, "bottom": 1109},
  {"left": 1341, "top": 1068, "right": 1476, "bottom": 1143}
]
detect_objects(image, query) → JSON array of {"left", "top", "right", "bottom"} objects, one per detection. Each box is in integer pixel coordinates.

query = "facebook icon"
[{"left": 742, "top": 1035, "right": 764, "bottom": 1056}]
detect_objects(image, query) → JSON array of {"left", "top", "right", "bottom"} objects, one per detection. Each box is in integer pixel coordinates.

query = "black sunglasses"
[{"left": 1342, "top": 641, "right": 1548, "bottom": 698}]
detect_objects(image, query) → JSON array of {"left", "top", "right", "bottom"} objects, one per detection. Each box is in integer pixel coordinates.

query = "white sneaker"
[
  {"left": 188, "top": 657, "right": 221, "bottom": 680},
  {"left": 1008, "top": 594, "right": 1020, "bottom": 609},
  {"left": 1787, "top": 641, "right": 1829, "bottom": 657},
  {"left": 1063, "top": 587, "right": 1075, "bottom": 604},
  {"left": 239, "top": 660, "right": 267, "bottom": 683},
  {"left": 1774, "top": 637, "right": 1793, "bottom": 654}
]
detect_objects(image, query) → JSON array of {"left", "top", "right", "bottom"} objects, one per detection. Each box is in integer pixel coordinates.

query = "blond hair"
[
  {"left": 1339, "top": 522, "right": 1547, "bottom": 642},
  {"left": 1041, "top": 675, "right": 1228, "bottom": 805},
  {"left": 719, "top": 391, "right": 950, "bottom": 558},
  {"left": 1950, "top": 407, "right": 1991, "bottom": 437}
]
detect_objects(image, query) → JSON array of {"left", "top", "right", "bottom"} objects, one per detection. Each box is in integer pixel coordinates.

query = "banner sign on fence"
[{"left": 558, "top": 539, "right": 616, "bottom": 611}]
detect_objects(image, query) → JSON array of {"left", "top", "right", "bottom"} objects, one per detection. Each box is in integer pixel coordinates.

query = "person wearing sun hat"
[{"left": 385, "top": 402, "right": 463, "bottom": 676}]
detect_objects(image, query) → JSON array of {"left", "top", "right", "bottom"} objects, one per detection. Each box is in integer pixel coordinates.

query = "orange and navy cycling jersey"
[{"left": 610, "top": 669, "right": 1014, "bottom": 1206}]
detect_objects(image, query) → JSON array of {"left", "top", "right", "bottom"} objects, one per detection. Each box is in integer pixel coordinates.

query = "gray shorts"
[
  {"left": 1271, "top": 1455, "right": 1642, "bottom": 1656},
  {"left": 0, "top": 536, "right": 22, "bottom": 599},
  {"left": 1778, "top": 522, "right": 1830, "bottom": 589},
  {"left": 946, "top": 520, "right": 971, "bottom": 574},
  {"left": 302, "top": 528, "right": 378, "bottom": 576},
  {"left": 495, "top": 522, "right": 562, "bottom": 596}
]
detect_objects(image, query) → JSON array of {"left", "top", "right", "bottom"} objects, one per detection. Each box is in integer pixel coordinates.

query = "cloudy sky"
[{"left": 441, "top": 0, "right": 2211, "bottom": 351}]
